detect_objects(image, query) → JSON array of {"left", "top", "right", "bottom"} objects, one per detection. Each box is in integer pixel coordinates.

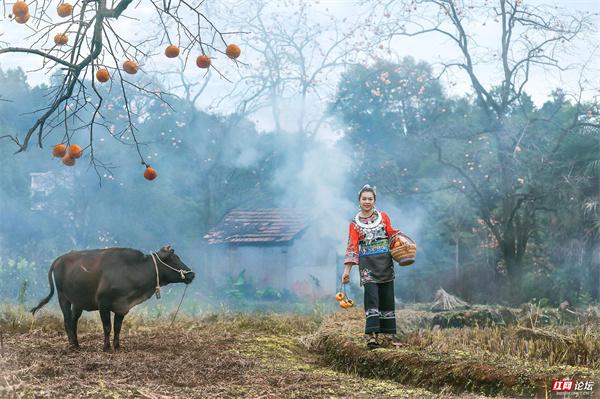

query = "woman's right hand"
[
  {"left": 342, "top": 271, "right": 350, "bottom": 285},
  {"left": 342, "top": 263, "right": 352, "bottom": 284}
]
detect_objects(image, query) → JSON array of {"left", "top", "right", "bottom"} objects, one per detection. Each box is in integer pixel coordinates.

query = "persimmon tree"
[{"left": 0, "top": 0, "right": 241, "bottom": 177}]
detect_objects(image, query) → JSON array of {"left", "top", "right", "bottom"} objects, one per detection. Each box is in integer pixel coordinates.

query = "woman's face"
[{"left": 359, "top": 191, "right": 375, "bottom": 213}]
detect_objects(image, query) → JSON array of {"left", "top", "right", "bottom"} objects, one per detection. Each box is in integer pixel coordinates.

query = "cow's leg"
[
  {"left": 113, "top": 313, "right": 126, "bottom": 351},
  {"left": 71, "top": 306, "right": 83, "bottom": 348},
  {"left": 58, "top": 294, "right": 76, "bottom": 348},
  {"left": 99, "top": 310, "right": 112, "bottom": 352}
]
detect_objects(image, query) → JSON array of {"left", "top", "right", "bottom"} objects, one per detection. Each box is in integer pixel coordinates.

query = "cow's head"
[{"left": 157, "top": 245, "right": 195, "bottom": 284}]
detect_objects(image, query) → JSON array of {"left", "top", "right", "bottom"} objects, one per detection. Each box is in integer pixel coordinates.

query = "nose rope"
[
  {"left": 152, "top": 253, "right": 193, "bottom": 279},
  {"left": 150, "top": 253, "right": 190, "bottom": 325},
  {"left": 150, "top": 252, "right": 193, "bottom": 299}
]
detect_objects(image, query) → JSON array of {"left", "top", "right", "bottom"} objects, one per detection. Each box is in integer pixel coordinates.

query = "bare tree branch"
[{"left": 0, "top": 0, "right": 240, "bottom": 174}]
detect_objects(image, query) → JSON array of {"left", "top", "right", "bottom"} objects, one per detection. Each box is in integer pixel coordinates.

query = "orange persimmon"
[
  {"left": 54, "top": 33, "right": 68, "bottom": 45},
  {"left": 122, "top": 60, "right": 138, "bottom": 75},
  {"left": 52, "top": 143, "right": 67, "bottom": 157},
  {"left": 12, "top": 1, "right": 28, "bottom": 17},
  {"left": 164, "top": 45, "right": 180, "bottom": 58},
  {"left": 225, "top": 43, "right": 241, "bottom": 59},
  {"left": 144, "top": 166, "right": 157, "bottom": 181},
  {"left": 196, "top": 55, "right": 211, "bottom": 69},
  {"left": 62, "top": 155, "right": 75, "bottom": 166},
  {"left": 96, "top": 68, "right": 110, "bottom": 83},
  {"left": 68, "top": 144, "right": 82, "bottom": 159},
  {"left": 57, "top": 3, "right": 73, "bottom": 17}
]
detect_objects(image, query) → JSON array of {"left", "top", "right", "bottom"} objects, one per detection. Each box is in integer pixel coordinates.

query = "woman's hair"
[{"left": 358, "top": 184, "right": 376, "bottom": 201}]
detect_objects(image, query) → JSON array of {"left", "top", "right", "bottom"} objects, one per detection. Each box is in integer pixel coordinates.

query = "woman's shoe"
[{"left": 366, "top": 333, "right": 379, "bottom": 349}]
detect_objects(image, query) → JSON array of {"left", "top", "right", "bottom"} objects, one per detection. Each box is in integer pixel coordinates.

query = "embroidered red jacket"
[{"left": 344, "top": 211, "right": 398, "bottom": 265}]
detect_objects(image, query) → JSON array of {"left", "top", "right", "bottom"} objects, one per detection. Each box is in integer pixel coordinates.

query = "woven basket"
[{"left": 389, "top": 232, "right": 417, "bottom": 266}]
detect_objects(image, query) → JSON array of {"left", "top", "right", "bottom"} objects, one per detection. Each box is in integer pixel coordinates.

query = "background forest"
[{"left": 1, "top": 56, "right": 597, "bottom": 308}]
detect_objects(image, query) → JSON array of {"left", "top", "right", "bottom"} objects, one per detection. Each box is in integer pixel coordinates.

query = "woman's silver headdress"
[{"left": 359, "top": 184, "right": 376, "bottom": 195}]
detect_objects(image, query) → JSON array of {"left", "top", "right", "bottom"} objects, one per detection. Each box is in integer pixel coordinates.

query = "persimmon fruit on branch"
[{"left": 2, "top": 0, "right": 243, "bottom": 181}]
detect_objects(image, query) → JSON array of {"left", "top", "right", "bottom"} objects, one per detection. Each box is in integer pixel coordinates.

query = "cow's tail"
[{"left": 30, "top": 259, "right": 58, "bottom": 315}]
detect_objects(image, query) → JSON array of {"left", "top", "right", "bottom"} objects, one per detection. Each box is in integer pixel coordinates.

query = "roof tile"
[{"left": 204, "top": 208, "right": 310, "bottom": 244}]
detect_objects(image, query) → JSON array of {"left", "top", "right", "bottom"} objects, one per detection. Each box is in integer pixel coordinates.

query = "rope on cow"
[
  {"left": 170, "top": 284, "right": 188, "bottom": 329},
  {"left": 153, "top": 253, "right": 194, "bottom": 279},
  {"left": 149, "top": 252, "right": 189, "bottom": 326},
  {"left": 150, "top": 253, "right": 161, "bottom": 299}
]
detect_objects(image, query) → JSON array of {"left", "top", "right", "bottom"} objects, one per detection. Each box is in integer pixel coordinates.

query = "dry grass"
[
  {"left": 6, "top": 303, "right": 598, "bottom": 398},
  {"left": 0, "top": 306, "right": 489, "bottom": 399},
  {"left": 405, "top": 324, "right": 600, "bottom": 368},
  {"left": 309, "top": 308, "right": 600, "bottom": 398},
  {"left": 402, "top": 304, "right": 600, "bottom": 368}
]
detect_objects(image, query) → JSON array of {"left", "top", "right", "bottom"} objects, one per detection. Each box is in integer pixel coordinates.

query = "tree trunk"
[
  {"left": 455, "top": 238, "right": 460, "bottom": 281},
  {"left": 591, "top": 242, "right": 600, "bottom": 301},
  {"left": 502, "top": 236, "right": 526, "bottom": 305}
]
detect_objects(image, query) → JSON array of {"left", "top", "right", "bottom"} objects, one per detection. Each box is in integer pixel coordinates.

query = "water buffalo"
[{"left": 31, "top": 245, "right": 194, "bottom": 351}]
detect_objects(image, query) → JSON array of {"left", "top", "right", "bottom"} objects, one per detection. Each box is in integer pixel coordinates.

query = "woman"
[{"left": 342, "top": 184, "right": 400, "bottom": 349}]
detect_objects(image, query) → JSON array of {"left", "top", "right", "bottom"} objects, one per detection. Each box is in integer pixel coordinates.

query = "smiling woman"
[{"left": 342, "top": 184, "right": 405, "bottom": 349}]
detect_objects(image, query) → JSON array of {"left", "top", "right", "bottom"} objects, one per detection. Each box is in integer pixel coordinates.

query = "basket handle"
[{"left": 392, "top": 231, "right": 416, "bottom": 246}]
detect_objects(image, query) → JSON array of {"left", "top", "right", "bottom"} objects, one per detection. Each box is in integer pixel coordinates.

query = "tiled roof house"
[{"left": 202, "top": 208, "right": 337, "bottom": 299}]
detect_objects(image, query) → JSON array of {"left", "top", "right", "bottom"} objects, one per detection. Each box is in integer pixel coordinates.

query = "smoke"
[
  {"left": 381, "top": 202, "right": 424, "bottom": 249},
  {"left": 274, "top": 135, "right": 355, "bottom": 247}
]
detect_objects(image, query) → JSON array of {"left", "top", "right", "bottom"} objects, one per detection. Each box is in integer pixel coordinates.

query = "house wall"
[
  {"left": 232, "top": 246, "right": 288, "bottom": 288},
  {"left": 202, "top": 233, "right": 340, "bottom": 299},
  {"left": 202, "top": 244, "right": 287, "bottom": 288},
  {"left": 286, "top": 236, "right": 337, "bottom": 299}
]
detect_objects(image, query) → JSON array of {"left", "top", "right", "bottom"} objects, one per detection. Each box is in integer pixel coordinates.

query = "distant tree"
[
  {"left": 541, "top": 98, "right": 600, "bottom": 303},
  {"left": 331, "top": 57, "right": 452, "bottom": 198},
  {"left": 213, "top": 0, "right": 370, "bottom": 136},
  {"left": 364, "top": 0, "right": 600, "bottom": 302}
]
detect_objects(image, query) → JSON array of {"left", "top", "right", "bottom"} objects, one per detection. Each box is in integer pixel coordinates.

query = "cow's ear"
[
  {"left": 160, "top": 245, "right": 172, "bottom": 253},
  {"left": 158, "top": 247, "right": 170, "bottom": 261}
]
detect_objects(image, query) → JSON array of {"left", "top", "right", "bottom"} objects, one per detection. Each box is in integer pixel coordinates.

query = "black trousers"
[{"left": 363, "top": 281, "right": 396, "bottom": 334}]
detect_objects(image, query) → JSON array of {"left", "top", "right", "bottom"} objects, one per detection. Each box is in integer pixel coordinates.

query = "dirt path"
[{"left": 0, "top": 313, "right": 489, "bottom": 398}]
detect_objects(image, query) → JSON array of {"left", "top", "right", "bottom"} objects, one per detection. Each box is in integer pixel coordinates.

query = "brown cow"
[{"left": 31, "top": 245, "right": 194, "bottom": 351}]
